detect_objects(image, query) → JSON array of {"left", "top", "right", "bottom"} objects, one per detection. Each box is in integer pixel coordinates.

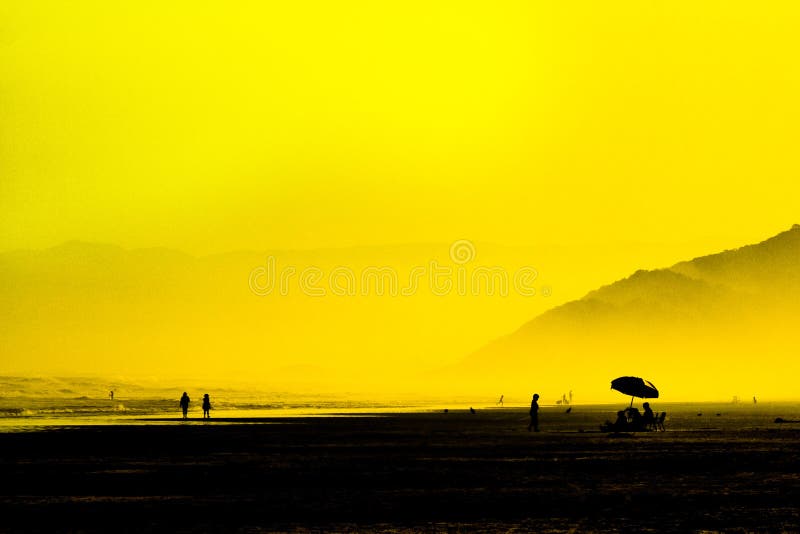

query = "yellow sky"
[
  {"left": 2, "top": 2, "right": 800, "bottom": 401},
  {"left": 2, "top": 1, "right": 798, "bottom": 257}
]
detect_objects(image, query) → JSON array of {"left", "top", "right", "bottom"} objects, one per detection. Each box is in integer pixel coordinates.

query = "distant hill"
[
  {"left": 453, "top": 226, "right": 800, "bottom": 401},
  {"left": 0, "top": 240, "right": 558, "bottom": 386}
]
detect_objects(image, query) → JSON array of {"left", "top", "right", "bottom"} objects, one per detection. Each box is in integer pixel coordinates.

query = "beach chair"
[{"left": 655, "top": 412, "right": 666, "bottom": 431}]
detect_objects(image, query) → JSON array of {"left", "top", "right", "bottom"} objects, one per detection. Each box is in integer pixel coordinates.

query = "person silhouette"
[
  {"left": 601, "top": 410, "right": 628, "bottom": 432},
  {"left": 497, "top": 395, "right": 504, "bottom": 406},
  {"left": 613, "top": 410, "right": 627, "bottom": 431},
  {"left": 528, "top": 393, "right": 540, "bottom": 432},
  {"left": 202, "top": 394, "right": 211, "bottom": 419},
  {"left": 179, "top": 392, "right": 190, "bottom": 420},
  {"left": 642, "top": 402, "right": 655, "bottom": 429},
  {"left": 626, "top": 407, "right": 643, "bottom": 431}
]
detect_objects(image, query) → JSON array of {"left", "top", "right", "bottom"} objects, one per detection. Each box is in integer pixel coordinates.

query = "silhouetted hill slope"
[
  {"left": 671, "top": 223, "right": 800, "bottom": 296},
  {"left": 456, "top": 226, "right": 800, "bottom": 399}
]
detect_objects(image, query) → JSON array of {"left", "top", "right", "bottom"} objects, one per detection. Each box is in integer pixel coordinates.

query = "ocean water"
[
  {"left": 2, "top": 376, "right": 799, "bottom": 433},
  {"left": 0, "top": 375, "right": 476, "bottom": 432}
]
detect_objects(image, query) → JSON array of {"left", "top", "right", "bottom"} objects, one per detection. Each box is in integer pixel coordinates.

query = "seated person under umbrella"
[
  {"left": 601, "top": 410, "right": 630, "bottom": 432},
  {"left": 626, "top": 407, "right": 644, "bottom": 431},
  {"left": 642, "top": 402, "right": 655, "bottom": 429}
]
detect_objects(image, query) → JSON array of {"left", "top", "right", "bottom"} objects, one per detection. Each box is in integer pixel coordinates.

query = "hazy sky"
[
  {"left": 2, "top": 1, "right": 799, "bottom": 258},
  {"left": 3, "top": 2, "right": 800, "bottom": 400}
]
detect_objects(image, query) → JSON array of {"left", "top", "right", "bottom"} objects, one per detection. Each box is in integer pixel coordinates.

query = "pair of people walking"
[{"left": 179, "top": 392, "right": 212, "bottom": 420}]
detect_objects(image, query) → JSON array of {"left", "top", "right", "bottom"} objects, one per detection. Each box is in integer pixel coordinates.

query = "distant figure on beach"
[
  {"left": 528, "top": 393, "right": 540, "bottom": 432},
  {"left": 753, "top": 396, "right": 757, "bottom": 405},
  {"left": 497, "top": 395, "right": 504, "bottom": 406},
  {"left": 109, "top": 390, "right": 114, "bottom": 401},
  {"left": 569, "top": 390, "right": 573, "bottom": 404},
  {"left": 642, "top": 402, "right": 655, "bottom": 429},
  {"left": 180, "top": 392, "right": 190, "bottom": 420},
  {"left": 470, "top": 407, "right": 476, "bottom": 414},
  {"left": 202, "top": 394, "right": 211, "bottom": 419}
]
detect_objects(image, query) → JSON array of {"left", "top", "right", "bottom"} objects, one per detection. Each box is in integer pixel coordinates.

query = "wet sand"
[{"left": 2, "top": 408, "right": 800, "bottom": 532}]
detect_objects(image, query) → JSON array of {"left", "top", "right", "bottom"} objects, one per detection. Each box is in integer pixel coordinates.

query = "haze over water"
[{"left": 2, "top": 375, "right": 798, "bottom": 435}]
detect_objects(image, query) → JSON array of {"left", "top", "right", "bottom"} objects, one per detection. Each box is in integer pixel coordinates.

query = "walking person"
[
  {"left": 202, "top": 393, "right": 211, "bottom": 419},
  {"left": 179, "top": 392, "right": 190, "bottom": 420},
  {"left": 528, "top": 393, "right": 540, "bottom": 432}
]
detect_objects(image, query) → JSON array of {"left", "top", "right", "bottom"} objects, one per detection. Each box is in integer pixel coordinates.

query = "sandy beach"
[{"left": 2, "top": 406, "right": 800, "bottom": 532}]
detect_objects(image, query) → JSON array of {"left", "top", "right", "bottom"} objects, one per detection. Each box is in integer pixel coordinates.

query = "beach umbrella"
[{"left": 611, "top": 376, "right": 659, "bottom": 407}]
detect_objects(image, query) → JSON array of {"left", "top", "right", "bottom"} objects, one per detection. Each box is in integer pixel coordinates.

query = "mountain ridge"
[{"left": 454, "top": 225, "right": 800, "bottom": 400}]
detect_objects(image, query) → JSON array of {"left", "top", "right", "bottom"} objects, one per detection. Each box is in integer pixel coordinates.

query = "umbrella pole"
[{"left": 630, "top": 396, "right": 634, "bottom": 408}]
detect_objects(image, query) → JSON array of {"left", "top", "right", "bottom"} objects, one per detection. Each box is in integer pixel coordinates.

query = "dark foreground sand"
[{"left": 2, "top": 410, "right": 800, "bottom": 533}]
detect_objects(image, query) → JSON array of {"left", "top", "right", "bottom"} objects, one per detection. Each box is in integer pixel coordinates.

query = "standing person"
[
  {"left": 497, "top": 395, "right": 504, "bottom": 406},
  {"left": 528, "top": 393, "right": 540, "bottom": 432},
  {"left": 202, "top": 394, "right": 211, "bottom": 419},
  {"left": 179, "top": 392, "right": 190, "bottom": 420}
]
